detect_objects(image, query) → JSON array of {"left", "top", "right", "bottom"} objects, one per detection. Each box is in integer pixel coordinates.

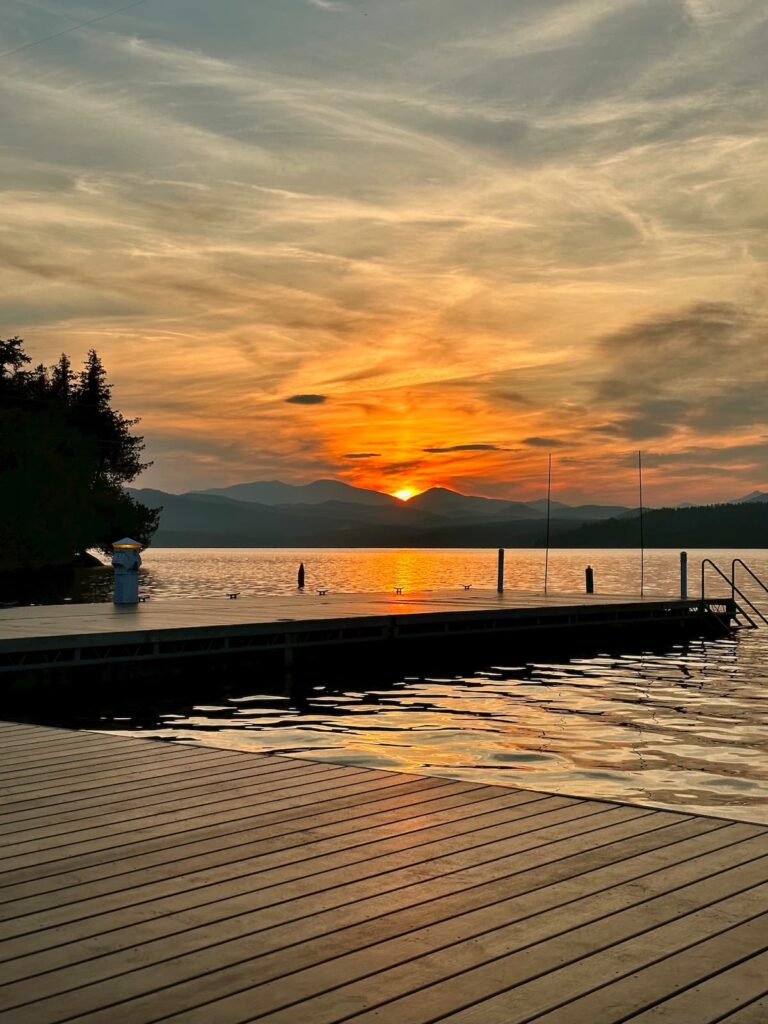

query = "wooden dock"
[
  {"left": 0, "top": 589, "right": 733, "bottom": 681},
  {"left": 1, "top": 718, "right": 767, "bottom": 1023}
]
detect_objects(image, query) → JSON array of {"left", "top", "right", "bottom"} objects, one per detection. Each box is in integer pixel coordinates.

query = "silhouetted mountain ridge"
[
  {"left": 194, "top": 479, "right": 397, "bottom": 507},
  {"left": 129, "top": 485, "right": 767, "bottom": 548},
  {"left": 190, "top": 480, "right": 640, "bottom": 522},
  {"left": 732, "top": 490, "right": 768, "bottom": 504}
]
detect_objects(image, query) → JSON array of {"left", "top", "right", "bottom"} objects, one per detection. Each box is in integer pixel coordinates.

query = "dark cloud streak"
[
  {"left": 423, "top": 443, "right": 506, "bottom": 453},
  {"left": 285, "top": 394, "right": 327, "bottom": 405}
]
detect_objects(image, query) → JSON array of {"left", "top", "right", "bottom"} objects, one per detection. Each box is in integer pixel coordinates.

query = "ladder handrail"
[
  {"left": 701, "top": 558, "right": 768, "bottom": 628},
  {"left": 701, "top": 557, "right": 734, "bottom": 598},
  {"left": 731, "top": 558, "right": 768, "bottom": 600}
]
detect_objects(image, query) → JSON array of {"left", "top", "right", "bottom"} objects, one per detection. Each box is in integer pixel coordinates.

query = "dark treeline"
[
  {"left": 0, "top": 337, "right": 159, "bottom": 571},
  {"left": 554, "top": 502, "right": 767, "bottom": 549}
]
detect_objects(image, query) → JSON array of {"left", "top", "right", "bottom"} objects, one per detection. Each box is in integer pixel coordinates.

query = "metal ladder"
[{"left": 701, "top": 558, "right": 768, "bottom": 630}]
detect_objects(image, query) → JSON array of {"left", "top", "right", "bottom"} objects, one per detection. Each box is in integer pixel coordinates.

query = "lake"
[
  {"left": 79, "top": 546, "right": 768, "bottom": 824},
  {"left": 70, "top": 544, "right": 763, "bottom": 602}
]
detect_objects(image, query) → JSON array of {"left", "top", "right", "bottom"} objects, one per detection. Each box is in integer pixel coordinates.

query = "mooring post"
[
  {"left": 297, "top": 562, "right": 305, "bottom": 589},
  {"left": 497, "top": 548, "right": 505, "bottom": 593},
  {"left": 680, "top": 551, "right": 688, "bottom": 599},
  {"left": 111, "top": 538, "right": 142, "bottom": 605},
  {"left": 585, "top": 566, "right": 594, "bottom": 594}
]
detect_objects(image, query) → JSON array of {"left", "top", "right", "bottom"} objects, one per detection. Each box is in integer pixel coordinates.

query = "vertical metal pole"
[
  {"left": 638, "top": 450, "right": 645, "bottom": 597},
  {"left": 680, "top": 551, "right": 688, "bottom": 599},
  {"left": 497, "top": 548, "right": 504, "bottom": 593},
  {"left": 544, "top": 453, "right": 552, "bottom": 595}
]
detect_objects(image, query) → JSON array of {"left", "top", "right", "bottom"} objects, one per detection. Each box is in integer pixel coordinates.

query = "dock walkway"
[
  {"left": 0, "top": 589, "right": 728, "bottom": 677},
  {"left": 1, "top": 719, "right": 767, "bottom": 1023}
]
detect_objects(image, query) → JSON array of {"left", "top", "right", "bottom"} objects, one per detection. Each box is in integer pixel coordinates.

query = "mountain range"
[{"left": 128, "top": 480, "right": 768, "bottom": 548}]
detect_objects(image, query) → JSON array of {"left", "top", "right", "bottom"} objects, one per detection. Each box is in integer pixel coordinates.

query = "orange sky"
[{"left": 3, "top": 0, "right": 767, "bottom": 503}]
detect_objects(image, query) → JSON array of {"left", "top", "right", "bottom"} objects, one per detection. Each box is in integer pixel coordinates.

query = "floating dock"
[
  {"left": 0, "top": 719, "right": 766, "bottom": 1023},
  {"left": 0, "top": 589, "right": 734, "bottom": 683}
]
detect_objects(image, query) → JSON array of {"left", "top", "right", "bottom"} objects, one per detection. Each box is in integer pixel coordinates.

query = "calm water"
[
  {"left": 94, "top": 547, "right": 768, "bottom": 824},
  {"left": 75, "top": 545, "right": 762, "bottom": 601}
]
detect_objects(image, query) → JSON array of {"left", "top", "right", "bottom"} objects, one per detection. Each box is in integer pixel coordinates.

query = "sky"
[{"left": 1, "top": 0, "right": 767, "bottom": 503}]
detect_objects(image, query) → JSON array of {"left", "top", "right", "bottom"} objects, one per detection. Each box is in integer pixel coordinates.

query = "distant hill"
[
  {"left": 129, "top": 488, "right": 444, "bottom": 547},
  {"left": 408, "top": 487, "right": 537, "bottom": 519},
  {"left": 404, "top": 488, "right": 634, "bottom": 522},
  {"left": 193, "top": 478, "right": 396, "bottom": 507},
  {"left": 731, "top": 490, "right": 768, "bottom": 504}
]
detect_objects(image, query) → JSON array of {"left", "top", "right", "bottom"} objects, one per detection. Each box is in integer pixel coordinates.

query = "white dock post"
[
  {"left": 497, "top": 548, "right": 505, "bottom": 593},
  {"left": 680, "top": 551, "right": 688, "bottom": 599},
  {"left": 111, "top": 538, "right": 142, "bottom": 605}
]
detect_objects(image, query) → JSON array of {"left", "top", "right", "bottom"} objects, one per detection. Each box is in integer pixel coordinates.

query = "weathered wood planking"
[{"left": 1, "top": 719, "right": 766, "bottom": 1024}]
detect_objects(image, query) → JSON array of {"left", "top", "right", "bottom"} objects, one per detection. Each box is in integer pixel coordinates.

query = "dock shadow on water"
[{"left": 11, "top": 627, "right": 768, "bottom": 825}]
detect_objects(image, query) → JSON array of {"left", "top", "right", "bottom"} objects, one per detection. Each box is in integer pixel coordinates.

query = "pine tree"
[
  {"left": 0, "top": 336, "right": 30, "bottom": 385},
  {"left": 50, "top": 354, "right": 75, "bottom": 401},
  {"left": 0, "top": 337, "right": 159, "bottom": 570}
]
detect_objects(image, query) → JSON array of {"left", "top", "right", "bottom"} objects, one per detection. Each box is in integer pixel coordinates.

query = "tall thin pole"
[
  {"left": 638, "top": 450, "right": 645, "bottom": 597},
  {"left": 544, "top": 453, "right": 552, "bottom": 595}
]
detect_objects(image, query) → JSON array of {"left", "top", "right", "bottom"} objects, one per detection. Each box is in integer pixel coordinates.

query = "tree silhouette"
[{"left": 0, "top": 338, "right": 159, "bottom": 570}]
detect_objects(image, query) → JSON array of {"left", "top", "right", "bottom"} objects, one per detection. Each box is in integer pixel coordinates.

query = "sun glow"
[{"left": 393, "top": 487, "right": 418, "bottom": 502}]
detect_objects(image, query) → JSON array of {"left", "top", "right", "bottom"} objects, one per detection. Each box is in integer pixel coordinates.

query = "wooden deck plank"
[
  {"left": 0, "top": 747, "right": 285, "bottom": 801},
  {"left": 0, "top": 811, "right": 696, "bottom": 984},
  {"left": 0, "top": 756, "right": 311, "bottom": 825},
  {"left": 0, "top": 747, "right": 295, "bottom": 809},
  {"left": 0, "top": 773, "right": 451, "bottom": 891},
  {"left": 0, "top": 767, "right": 402, "bottom": 872},
  {"left": 25, "top": 840, "right": 768, "bottom": 1024},
  {"left": 0, "top": 760, "right": 365, "bottom": 842},
  {"left": 0, "top": 721, "right": 153, "bottom": 753},
  {"left": 0, "top": 730, "right": 236, "bottom": 767},
  {"left": 0, "top": 722, "right": 765, "bottom": 1024},
  {"left": 0, "top": 743, "right": 252, "bottom": 785},
  {"left": 0, "top": 742, "right": 150, "bottom": 768},
  {"left": 716, "top": 991, "right": 768, "bottom": 1023},
  {"left": 397, "top": 900, "right": 768, "bottom": 1024},
  {"left": 0, "top": 589, "right": 695, "bottom": 644},
  {"left": 0, "top": 726, "right": 233, "bottom": 764},
  {"left": 0, "top": 783, "right": 504, "bottom": 921},
  {"left": 0, "top": 796, "right": 587, "bottom": 939},
  {"left": 0, "top": 761, "right": 368, "bottom": 851},
  {"left": 0, "top": 821, "right": 719, "bottom": 999},
  {"left": 0, "top": 799, "right": 632, "bottom": 957},
  {"left": 192, "top": 867, "right": 768, "bottom": 1024},
  {"left": 0, "top": 590, "right": 724, "bottom": 691},
  {"left": 531, "top": 931, "right": 768, "bottom": 1023},
  {"left": 2, "top": 824, "right": 755, "bottom": 1023},
  {"left": 0, "top": 777, "right": 462, "bottom": 902}
]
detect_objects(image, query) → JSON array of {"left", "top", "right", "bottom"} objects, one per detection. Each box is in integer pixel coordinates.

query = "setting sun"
[{"left": 393, "top": 487, "right": 419, "bottom": 502}]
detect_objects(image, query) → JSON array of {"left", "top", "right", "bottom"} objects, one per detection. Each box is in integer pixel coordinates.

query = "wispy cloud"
[
  {"left": 1, "top": 0, "right": 766, "bottom": 500},
  {"left": 307, "top": 0, "right": 347, "bottom": 11}
]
